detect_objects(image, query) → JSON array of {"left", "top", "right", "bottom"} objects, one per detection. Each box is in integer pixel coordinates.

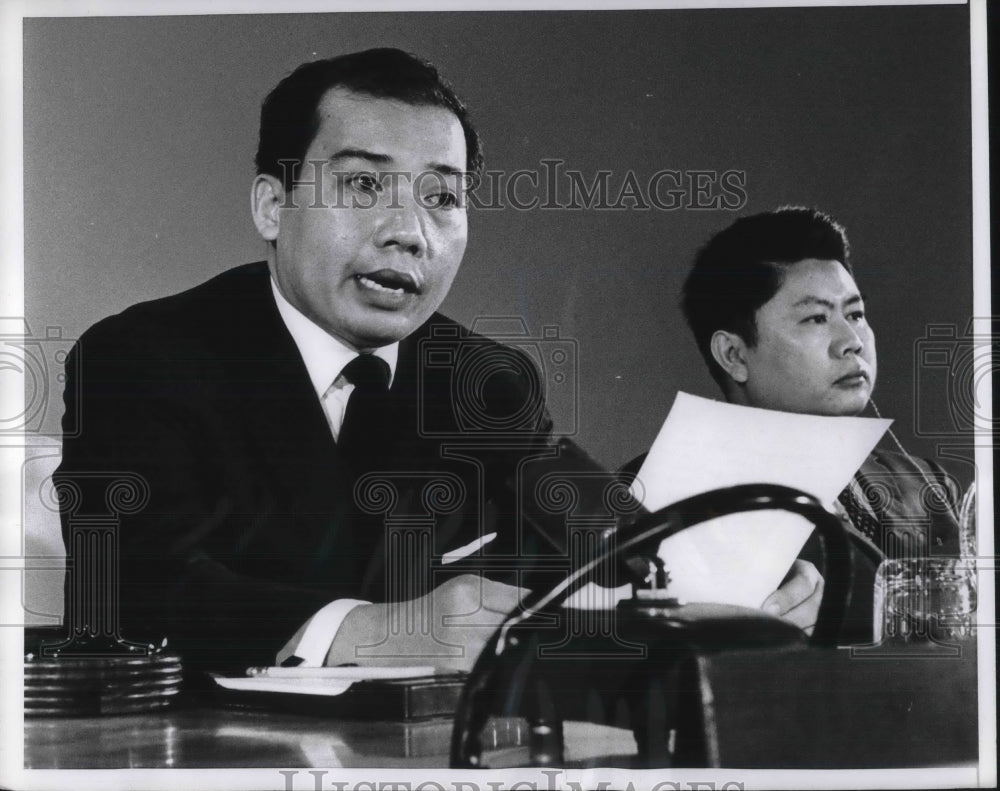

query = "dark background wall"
[{"left": 23, "top": 6, "right": 976, "bottom": 486}]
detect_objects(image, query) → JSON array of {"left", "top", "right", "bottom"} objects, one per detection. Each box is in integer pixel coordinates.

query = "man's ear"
[
  {"left": 251, "top": 174, "right": 285, "bottom": 242},
  {"left": 710, "top": 330, "right": 749, "bottom": 384}
]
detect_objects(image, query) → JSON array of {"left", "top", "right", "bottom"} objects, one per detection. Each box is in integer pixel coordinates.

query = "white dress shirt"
[
  {"left": 270, "top": 277, "right": 398, "bottom": 666},
  {"left": 270, "top": 278, "right": 397, "bottom": 440}
]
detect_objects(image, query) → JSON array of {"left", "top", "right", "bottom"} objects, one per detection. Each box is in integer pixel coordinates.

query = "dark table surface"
[
  {"left": 23, "top": 702, "right": 636, "bottom": 769},
  {"left": 21, "top": 644, "right": 982, "bottom": 771}
]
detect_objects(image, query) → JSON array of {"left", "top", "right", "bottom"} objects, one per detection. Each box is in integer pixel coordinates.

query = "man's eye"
[
  {"left": 422, "top": 191, "right": 461, "bottom": 209},
  {"left": 848, "top": 310, "right": 867, "bottom": 322},
  {"left": 803, "top": 314, "right": 827, "bottom": 325},
  {"left": 349, "top": 173, "right": 381, "bottom": 192}
]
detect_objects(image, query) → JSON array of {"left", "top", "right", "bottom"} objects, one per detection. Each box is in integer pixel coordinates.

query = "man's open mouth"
[{"left": 356, "top": 270, "right": 421, "bottom": 295}]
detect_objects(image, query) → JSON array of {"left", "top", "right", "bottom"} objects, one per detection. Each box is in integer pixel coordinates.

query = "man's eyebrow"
[
  {"left": 791, "top": 293, "right": 864, "bottom": 309},
  {"left": 325, "top": 149, "right": 466, "bottom": 177},
  {"left": 428, "top": 162, "right": 465, "bottom": 178},
  {"left": 326, "top": 148, "right": 392, "bottom": 165}
]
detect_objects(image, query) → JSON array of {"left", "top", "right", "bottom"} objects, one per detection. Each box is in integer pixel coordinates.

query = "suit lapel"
[
  {"left": 213, "top": 263, "right": 353, "bottom": 502},
  {"left": 213, "top": 291, "right": 487, "bottom": 599},
  {"left": 356, "top": 325, "right": 431, "bottom": 598},
  {"left": 856, "top": 452, "right": 903, "bottom": 523},
  {"left": 357, "top": 317, "right": 491, "bottom": 599}
]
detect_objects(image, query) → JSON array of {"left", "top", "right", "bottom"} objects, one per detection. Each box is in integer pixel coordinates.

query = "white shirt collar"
[{"left": 270, "top": 277, "right": 398, "bottom": 397}]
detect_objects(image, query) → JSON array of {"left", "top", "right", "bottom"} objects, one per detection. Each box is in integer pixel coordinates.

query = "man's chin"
[
  {"left": 343, "top": 312, "right": 425, "bottom": 350},
  {"left": 824, "top": 393, "right": 872, "bottom": 417}
]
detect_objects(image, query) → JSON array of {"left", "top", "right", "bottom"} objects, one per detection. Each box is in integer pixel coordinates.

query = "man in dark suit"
[
  {"left": 55, "top": 49, "right": 553, "bottom": 674},
  {"left": 56, "top": 50, "right": 823, "bottom": 674},
  {"left": 678, "top": 207, "right": 963, "bottom": 642}
]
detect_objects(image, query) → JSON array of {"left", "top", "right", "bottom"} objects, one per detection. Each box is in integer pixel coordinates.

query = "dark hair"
[
  {"left": 255, "top": 48, "right": 483, "bottom": 191},
  {"left": 681, "top": 207, "right": 852, "bottom": 389}
]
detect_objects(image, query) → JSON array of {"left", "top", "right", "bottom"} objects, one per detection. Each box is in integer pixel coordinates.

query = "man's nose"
[
  {"left": 832, "top": 317, "right": 864, "bottom": 357},
  {"left": 374, "top": 192, "right": 428, "bottom": 257}
]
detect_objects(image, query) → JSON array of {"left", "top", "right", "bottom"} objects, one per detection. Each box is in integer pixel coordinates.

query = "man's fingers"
[
  {"left": 776, "top": 576, "right": 824, "bottom": 634},
  {"left": 442, "top": 607, "right": 510, "bottom": 630},
  {"left": 439, "top": 574, "right": 526, "bottom": 613},
  {"left": 761, "top": 559, "right": 824, "bottom": 636},
  {"left": 761, "top": 559, "right": 823, "bottom": 618},
  {"left": 478, "top": 577, "right": 529, "bottom": 613}
]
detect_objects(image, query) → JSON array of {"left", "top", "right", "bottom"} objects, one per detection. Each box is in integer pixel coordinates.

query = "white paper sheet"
[
  {"left": 210, "top": 665, "right": 437, "bottom": 696},
  {"left": 212, "top": 674, "right": 355, "bottom": 696},
  {"left": 629, "top": 392, "right": 891, "bottom": 608}
]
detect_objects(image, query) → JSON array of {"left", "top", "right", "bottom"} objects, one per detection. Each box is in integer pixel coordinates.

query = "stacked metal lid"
[{"left": 24, "top": 629, "right": 183, "bottom": 717}]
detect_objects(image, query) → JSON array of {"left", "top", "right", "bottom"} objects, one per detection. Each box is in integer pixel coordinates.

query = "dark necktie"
[
  {"left": 337, "top": 354, "right": 392, "bottom": 475},
  {"left": 837, "top": 478, "right": 881, "bottom": 546}
]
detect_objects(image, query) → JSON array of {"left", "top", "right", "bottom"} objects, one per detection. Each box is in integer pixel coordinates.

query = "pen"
[{"left": 245, "top": 665, "right": 437, "bottom": 679}]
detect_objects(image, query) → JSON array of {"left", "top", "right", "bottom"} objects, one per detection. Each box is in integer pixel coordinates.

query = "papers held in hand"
[{"left": 630, "top": 393, "right": 890, "bottom": 609}]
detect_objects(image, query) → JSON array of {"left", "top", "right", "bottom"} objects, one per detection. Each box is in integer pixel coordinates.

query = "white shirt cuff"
[{"left": 275, "top": 599, "right": 370, "bottom": 667}]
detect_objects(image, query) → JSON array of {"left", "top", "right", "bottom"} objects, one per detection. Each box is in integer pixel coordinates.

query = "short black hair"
[
  {"left": 255, "top": 48, "right": 483, "bottom": 192},
  {"left": 681, "top": 207, "right": 852, "bottom": 389}
]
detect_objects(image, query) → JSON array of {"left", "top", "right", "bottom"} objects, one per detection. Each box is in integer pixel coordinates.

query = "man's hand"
[
  {"left": 325, "top": 575, "right": 526, "bottom": 673},
  {"left": 760, "top": 559, "right": 824, "bottom": 635}
]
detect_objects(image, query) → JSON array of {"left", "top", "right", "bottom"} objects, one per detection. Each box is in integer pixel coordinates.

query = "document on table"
[
  {"left": 629, "top": 392, "right": 891, "bottom": 609},
  {"left": 211, "top": 665, "right": 437, "bottom": 696}
]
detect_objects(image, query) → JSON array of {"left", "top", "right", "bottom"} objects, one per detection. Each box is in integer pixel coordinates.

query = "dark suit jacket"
[
  {"left": 620, "top": 448, "right": 962, "bottom": 645},
  {"left": 56, "top": 262, "right": 554, "bottom": 671},
  {"left": 798, "top": 448, "right": 963, "bottom": 644}
]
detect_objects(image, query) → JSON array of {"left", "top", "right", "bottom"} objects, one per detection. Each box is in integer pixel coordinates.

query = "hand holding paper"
[
  {"left": 630, "top": 393, "right": 890, "bottom": 609},
  {"left": 761, "top": 559, "right": 825, "bottom": 634}
]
